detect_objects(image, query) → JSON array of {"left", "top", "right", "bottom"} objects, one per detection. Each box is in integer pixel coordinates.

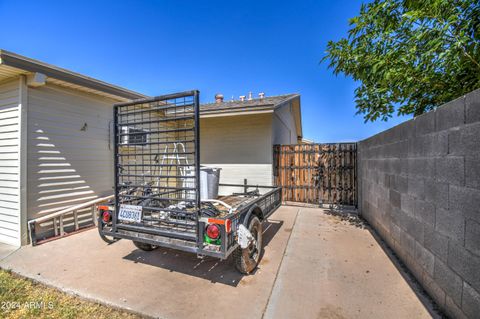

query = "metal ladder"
[{"left": 156, "top": 143, "right": 192, "bottom": 196}]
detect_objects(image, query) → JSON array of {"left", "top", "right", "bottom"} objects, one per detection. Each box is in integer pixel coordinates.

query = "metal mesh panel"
[{"left": 113, "top": 91, "right": 200, "bottom": 239}]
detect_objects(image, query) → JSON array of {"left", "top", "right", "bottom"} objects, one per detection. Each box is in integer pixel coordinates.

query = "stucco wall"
[
  {"left": 358, "top": 89, "right": 480, "bottom": 319},
  {"left": 272, "top": 101, "right": 297, "bottom": 145}
]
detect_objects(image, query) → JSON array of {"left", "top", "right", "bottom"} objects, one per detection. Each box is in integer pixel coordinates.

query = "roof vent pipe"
[
  {"left": 215, "top": 93, "right": 224, "bottom": 104},
  {"left": 248, "top": 92, "right": 253, "bottom": 100},
  {"left": 258, "top": 92, "right": 265, "bottom": 99},
  {"left": 239, "top": 95, "right": 246, "bottom": 101}
]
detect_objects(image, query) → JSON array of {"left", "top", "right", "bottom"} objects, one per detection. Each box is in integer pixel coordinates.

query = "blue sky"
[{"left": 0, "top": 0, "right": 410, "bottom": 142}]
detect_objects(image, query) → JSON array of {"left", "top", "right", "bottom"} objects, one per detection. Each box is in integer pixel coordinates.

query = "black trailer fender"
[{"left": 242, "top": 205, "right": 263, "bottom": 226}]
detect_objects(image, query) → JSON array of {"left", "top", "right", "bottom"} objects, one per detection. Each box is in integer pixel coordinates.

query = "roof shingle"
[{"left": 200, "top": 93, "right": 298, "bottom": 114}]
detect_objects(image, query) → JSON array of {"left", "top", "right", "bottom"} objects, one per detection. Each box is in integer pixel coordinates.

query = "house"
[
  {"left": 0, "top": 50, "right": 146, "bottom": 246},
  {"left": 200, "top": 93, "right": 302, "bottom": 194},
  {"left": 0, "top": 50, "right": 302, "bottom": 246}
]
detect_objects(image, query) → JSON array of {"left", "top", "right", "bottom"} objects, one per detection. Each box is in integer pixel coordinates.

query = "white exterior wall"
[
  {"left": 200, "top": 113, "right": 273, "bottom": 194},
  {"left": 0, "top": 78, "right": 23, "bottom": 246},
  {"left": 27, "top": 83, "right": 116, "bottom": 221},
  {"left": 272, "top": 101, "right": 297, "bottom": 145}
]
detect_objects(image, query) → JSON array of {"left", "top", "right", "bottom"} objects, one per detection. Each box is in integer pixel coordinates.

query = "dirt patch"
[{"left": 323, "top": 209, "right": 367, "bottom": 229}]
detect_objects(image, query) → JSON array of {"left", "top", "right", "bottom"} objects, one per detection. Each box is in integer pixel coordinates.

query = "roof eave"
[
  {"left": 0, "top": 49, "right": 146, "bottom": 100},
  {"left": 200, "top": 109, "right": 274, "bottom": 118},
  {"left": 294, "top": 96, "right": 303, "bottom": 139},
  {"left": 271, "top": 94, "right": 302, "bottom": 138},
  {"left": 200, "top": 104, "right": 275, "bottom": 113},
  {"left": 276, "top": 93, "right": 300, "bottom": 108}
]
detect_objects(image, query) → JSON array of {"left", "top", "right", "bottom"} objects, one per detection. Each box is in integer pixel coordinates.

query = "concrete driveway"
[{"left": 0, "top": 206, "right": 440, "bottom": 319}]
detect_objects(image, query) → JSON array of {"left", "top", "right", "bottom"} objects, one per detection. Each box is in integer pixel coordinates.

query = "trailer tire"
[
  {"left": 133, "top": 241, "right": 158, "bottom": 251},
  {"left": 233, "top": 216, "right": 262, "bottom": 274}
]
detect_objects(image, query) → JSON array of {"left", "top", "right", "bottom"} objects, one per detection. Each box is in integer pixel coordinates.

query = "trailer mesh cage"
[{"left": 113, "top": 91, "right": 200, "bottom": 241}]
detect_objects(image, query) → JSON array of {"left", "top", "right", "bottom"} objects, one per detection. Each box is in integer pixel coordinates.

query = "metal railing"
[{"left": 28, "top": 195, "right": 113, "bottom": 246}]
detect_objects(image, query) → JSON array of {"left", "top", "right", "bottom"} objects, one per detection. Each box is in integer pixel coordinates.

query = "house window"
[{"left": 120, "top": 126, "right": 149, "bottom": 146}]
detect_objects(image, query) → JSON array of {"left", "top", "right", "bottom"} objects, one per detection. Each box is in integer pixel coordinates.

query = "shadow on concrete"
[
  {"left": 365, "top": 223, "right": 446, "bottom": 319},
  {"left": 122, "top": 219, "right": 283, "bottom": 287}
]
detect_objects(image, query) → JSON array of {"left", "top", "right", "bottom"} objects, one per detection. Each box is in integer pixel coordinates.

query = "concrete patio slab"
[
  {"left": 263, "top": 207, "right": 438, "bottom": 319},
  {"left": 0, "top": 206, "right": 440, "bottom": 319},
  {"left": 0, "top": 243, "right": 18, "bottom": 261},
  {"left": 0, "top": 206, "right": 299, "bottom": 319}
]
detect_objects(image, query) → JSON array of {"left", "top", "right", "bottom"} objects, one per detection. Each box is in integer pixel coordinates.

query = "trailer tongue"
[{"left": 98, "top": 90, "right": 281, "bottom": 273}]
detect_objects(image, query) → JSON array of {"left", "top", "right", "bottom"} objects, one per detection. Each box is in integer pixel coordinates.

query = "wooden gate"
[{"left": 273, "top": 143, "right": 357, "bottom": 206}]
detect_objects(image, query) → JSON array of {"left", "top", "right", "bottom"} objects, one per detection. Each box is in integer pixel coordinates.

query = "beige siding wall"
[
  {"left": 272, "top": 101, "right": 297, "bottom": 145},
  {"left": 0, "top": 79, "right": 21, "bottom": 245},
  {"left": 200, "top": 113, "right": 273, "bottom": 194},
  {"left": 27, "top": 83, "right": 116, "bottom": 222}
]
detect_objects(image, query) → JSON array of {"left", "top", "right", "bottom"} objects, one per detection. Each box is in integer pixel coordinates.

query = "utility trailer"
[{"left": 98, "top": 90, "right": 281, "bottom": 273}]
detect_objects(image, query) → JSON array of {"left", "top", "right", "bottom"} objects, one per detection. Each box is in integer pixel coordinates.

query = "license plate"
[{"left": 118, "top": 205, "right": 142, "bottom": 223}]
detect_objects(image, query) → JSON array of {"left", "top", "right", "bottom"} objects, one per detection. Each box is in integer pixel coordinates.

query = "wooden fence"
[{"left": 273, "top": 143, "right": 357, "bottom": 206}]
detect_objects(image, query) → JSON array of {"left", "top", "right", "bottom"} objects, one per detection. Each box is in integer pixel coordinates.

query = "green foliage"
[{"left": 322, "top": 0, "right": 480, "bottom": 121}]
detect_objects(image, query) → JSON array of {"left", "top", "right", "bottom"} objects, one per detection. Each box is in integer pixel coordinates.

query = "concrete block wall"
[{"left": 358, "top": 89, "right": 480, "bottom": 319}]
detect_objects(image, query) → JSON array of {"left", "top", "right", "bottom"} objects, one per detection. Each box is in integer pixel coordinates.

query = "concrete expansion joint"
[{"left": 261, "top": 207, "right": 301, "bottom": 319}]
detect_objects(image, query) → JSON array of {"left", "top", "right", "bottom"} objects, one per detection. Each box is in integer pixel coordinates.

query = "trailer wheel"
[
  {"left": 133, "top": 241, "right": 158, "bottom": 251},
  {"left": 233, "top": 216, "right": 263, "bottom": 274}
]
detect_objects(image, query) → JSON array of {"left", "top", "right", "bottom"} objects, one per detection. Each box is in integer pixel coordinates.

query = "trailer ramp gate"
[{"left": 112, "top": 91, "right": 202, "bottom": 249}]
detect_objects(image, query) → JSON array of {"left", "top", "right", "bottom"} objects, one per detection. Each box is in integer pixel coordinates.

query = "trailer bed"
[{"left": 100, "top": 184, "right": 281, "bottom": 259}]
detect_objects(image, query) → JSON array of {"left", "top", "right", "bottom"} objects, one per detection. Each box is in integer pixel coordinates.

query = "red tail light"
[
  {"left": 102, "top": 211, "right": 111, "bottom": 223},
  {"left": 225, "top": 219, "right": 232, "bottom": 233},
  {"left": 206, "top": 224, "right": 220, "bottom": 239}
]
